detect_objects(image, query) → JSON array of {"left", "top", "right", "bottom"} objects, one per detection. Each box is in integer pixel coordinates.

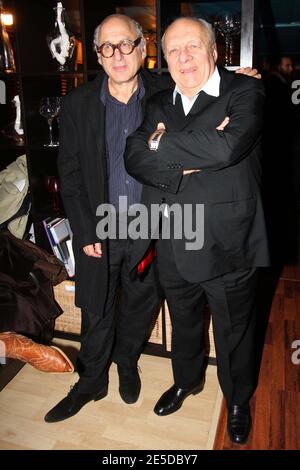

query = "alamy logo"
[
  {"left": 291, "top": 340, "right": 300, "bottom": 365},
  {"left": 291, "top": 80, "right": 300, "bottom": 105},
  {"left": 0, "top": 80, "right": 6, "bottom": 104},
  {"left": 96, "top": 196, "right": 205, "bottom": 251}
]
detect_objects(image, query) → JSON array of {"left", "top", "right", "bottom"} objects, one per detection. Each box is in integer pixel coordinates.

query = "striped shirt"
[{"left": 100, "top": 75, "right": 145, "bottom": 212}]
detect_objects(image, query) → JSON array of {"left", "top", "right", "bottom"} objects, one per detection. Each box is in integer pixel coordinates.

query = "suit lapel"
[
  {"left": 189, "top": 90, "right": 217, "bottom": 116},
  {"left": 85, "top": 74, "right": 107, "bottom": 193},
  {"left": 161, "top": 90, "right": 181, "bottom": 130},
  {"left": 161, "top": 74, "right": 224, "bottom": 128},
  {"left": 189, "top": 66, "right": 234, "bottom": 114},
  {"left": 86, "top": 86, "right": 106, "bottom": 158},
  {"left": 218, "top": 65, "right": 236, "bottom": 95}
]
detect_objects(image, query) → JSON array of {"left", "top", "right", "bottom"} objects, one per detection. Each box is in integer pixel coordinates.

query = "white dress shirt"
[{"left": 173, "top": 66, "right": 220, "bottom": 115}]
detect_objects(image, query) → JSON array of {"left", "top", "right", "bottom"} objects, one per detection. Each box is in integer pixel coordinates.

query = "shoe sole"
[{"left": 154, "top": 383, "right": 204, "bottom": 416}]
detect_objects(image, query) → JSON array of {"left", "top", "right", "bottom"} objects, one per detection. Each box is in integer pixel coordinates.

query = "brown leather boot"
[{"left": 0, "top": 331, "right": 74, "bottom": 373}]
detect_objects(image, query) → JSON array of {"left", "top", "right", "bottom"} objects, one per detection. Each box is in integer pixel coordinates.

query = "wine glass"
[
  {"left": 45, "top": 175, "right": 61, "bottom": 212},
  {"left": 39, "top": 97, "right": 61, "bottom": 147}
]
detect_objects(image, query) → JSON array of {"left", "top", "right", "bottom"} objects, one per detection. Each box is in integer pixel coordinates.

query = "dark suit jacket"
[
  {"left": 57, "top": 69, "right": 173, "bottom": 314},
  {"left": 125, "top": 67, "right": 270, "bottom": 283}
]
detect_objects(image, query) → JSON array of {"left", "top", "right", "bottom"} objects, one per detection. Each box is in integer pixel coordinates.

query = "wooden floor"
[
  {"left": 2, "top": 220, "right": 299, "bottom": 450},
  {"left": 2, "top": 266, "right": 299, "bottom": 451},
  {"left": 0, "top": 349, "right": 222, "bottom": 450},
  {"left": 214, "top": 261, "right": 300, "bottom": 449}
]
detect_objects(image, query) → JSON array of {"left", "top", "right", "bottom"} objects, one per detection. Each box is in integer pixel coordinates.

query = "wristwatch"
[{"left": 149, "top": 131, "right": 164, "bottom": 151}]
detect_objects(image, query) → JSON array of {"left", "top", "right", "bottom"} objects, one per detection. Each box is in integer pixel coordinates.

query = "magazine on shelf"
[{"left": 43, "top": 216, "right": 75, "bottom": 277}]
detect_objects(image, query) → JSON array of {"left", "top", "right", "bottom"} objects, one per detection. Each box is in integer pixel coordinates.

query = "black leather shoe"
[
  {"left": 227, "top": 404, "right": 251, "bottom": 444},
  {"left": 154, "top": 380, "right": 205, "bottom": 416},
  {"left": 44, "top": 384, "right": 108, "bottom": 423},
  {"left": 117, "top": 365, "right": 141, "bottom": 404}
]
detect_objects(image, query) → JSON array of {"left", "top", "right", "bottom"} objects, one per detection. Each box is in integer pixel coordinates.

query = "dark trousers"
[
  {"left": 156, "top": 238, "right": 259, "bottom": 406},
  {"left": 76, "top": 238, "right": 161, "bottom": 394}
]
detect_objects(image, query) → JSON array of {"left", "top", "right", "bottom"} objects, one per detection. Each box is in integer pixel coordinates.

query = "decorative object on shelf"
[
  {"left": 45, "top": 175, "right": 61, "bottom": 213},
  {"left": 12, "top": 95, "right": 24, "bottom": 143},
  {"left": 46, "top": 2, "right": 75, "bottom": 72},
  {"left": 1, "top": 95, "right": 24, "bottom": 144},
  {"left": 39, "top": 96, "right": 61, "bottom": 147},
  {"left": 213, "top": 14, "right": 241, "bottom": 66},
  {"left": 0, "top": 0, "right": 15, "bottom": 72}
]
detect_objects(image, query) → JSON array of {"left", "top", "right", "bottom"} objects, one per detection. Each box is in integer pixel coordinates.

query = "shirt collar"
[
  {"left": 172, "top": 66, "right": 220, "bottom": 104},
  {"left": 100, "top": 74, "right": 145, "bottom": 106}
]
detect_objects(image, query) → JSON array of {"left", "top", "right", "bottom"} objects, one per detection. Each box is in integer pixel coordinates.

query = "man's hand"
[
  {"left": 235, "top": 66, "right": 261, "bottom": 80},
  {"left": 83, "top": 243, "right": 102, "bottom": 258},
  {"left": 216, "top": 116, "right": 230, "bottom": 131},
  {"left": 148, "top": 122, "right": 166, "bottom": 148}
]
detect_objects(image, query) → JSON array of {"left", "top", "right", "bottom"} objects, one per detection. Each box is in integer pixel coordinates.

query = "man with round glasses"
[{"left": 44, "top": 13, "right": 261, "bottom": 423}]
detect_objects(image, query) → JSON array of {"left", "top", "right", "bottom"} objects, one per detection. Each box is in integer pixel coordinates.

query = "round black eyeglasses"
[{"left": 96, "top": 37, "right": 142, "bottom": 58}]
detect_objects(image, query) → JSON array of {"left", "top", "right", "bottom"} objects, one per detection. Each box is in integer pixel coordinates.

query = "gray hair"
[
  {"left": 93, "top": 14, "right": 144, "bottom": 52},
  {"left": 161, "top": 17, "right": 216, "bottom": 55}
]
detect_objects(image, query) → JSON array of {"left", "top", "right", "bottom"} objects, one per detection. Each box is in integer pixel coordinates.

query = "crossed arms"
[{"left": 124, "top": 77, "right": 265, "bottom": 194}]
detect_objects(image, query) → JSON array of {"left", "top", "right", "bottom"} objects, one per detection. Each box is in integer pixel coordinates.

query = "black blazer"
[
  {"left": 125, "top": 67, "right": 270, "bottom": 282},
  {"left": 57, "top": 69, "right": 173, "bottom": 314}
]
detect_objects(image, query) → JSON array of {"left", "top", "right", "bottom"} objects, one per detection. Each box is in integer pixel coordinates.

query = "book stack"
[{"left": 43, "top": 217, "right": 75, "bottom": 277}]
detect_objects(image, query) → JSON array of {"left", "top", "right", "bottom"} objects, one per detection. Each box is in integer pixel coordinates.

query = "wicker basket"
[
  {"left": 204, "top": 306, "right": 216, "bottom": 359},
  {"left": 149, "top": 301, "right": 216, "bottom": 358},
  {"left": 148, "top": 305, "right": 163, "bottom": 346},
  {"left": 53, "top": 283, "right": 216, "bottom": 358},
  {"left": 53, "top": 280, "right": 81, "bottom": 334}
]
